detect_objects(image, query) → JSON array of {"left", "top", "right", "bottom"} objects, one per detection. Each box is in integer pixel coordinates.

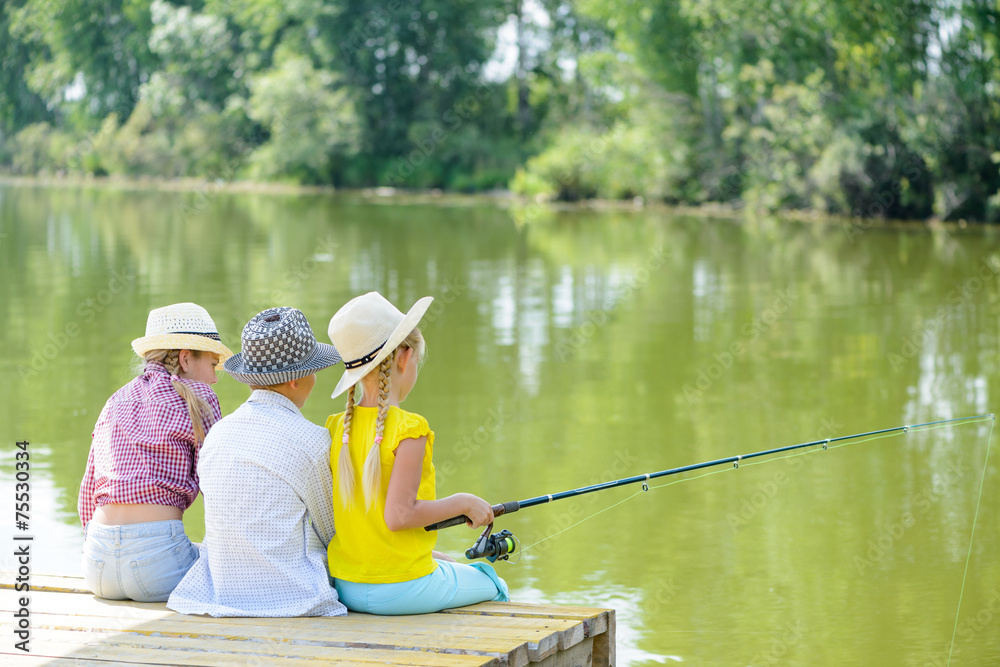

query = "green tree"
[
  {"left": 0, "top": 1, "right": 52, "bottom": 135},
  {"left": 930, "top": 0, "right": 1000, "bottom": 222},
  {"left": 144, "top": 0, "right": 239, "bottom": 111},
  {"left": 9, "top": 0, "right": 157, "bottom": 125},
  {"left": 321, "top": 0, "right": 508, "bottom": 184},
  {"left": 243, "top": 49, "right": 360, "bottom": 183},
  {"left": 1, "top": 0, "right": 997, "bottom": 220}
]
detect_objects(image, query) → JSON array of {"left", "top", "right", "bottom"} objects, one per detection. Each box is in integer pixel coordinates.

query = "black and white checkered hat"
[{"left": 224, "top": 307, "right": 342, "bottom": 385}]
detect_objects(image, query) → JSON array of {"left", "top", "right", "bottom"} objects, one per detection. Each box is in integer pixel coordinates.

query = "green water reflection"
[{"left": 2, "top": 184, "right": 999, "bottom": 665}]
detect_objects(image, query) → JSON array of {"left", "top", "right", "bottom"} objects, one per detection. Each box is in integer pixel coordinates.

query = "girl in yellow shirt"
[{"left": 325, "top": 291, "right": 509, "bottom": 614}]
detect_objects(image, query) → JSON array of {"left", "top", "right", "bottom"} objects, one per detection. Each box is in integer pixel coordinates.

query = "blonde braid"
[
  {"left": 337, "top": 385, "right": 358, "bottom": 508},
  {"left": 362, "top": 351, "right": 394, "bottom": 511},
  {"left": 144, "top": 350, "right": 212, "bottom": 444}
]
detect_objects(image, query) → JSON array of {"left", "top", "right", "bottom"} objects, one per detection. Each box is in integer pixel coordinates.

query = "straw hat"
[
  {"left": 131, "top": 303, "right": 234, "bottom": 361},
  {"left": 224, "top": 307, "right": 342, "bottom": 386},
  {"left": 327, "top": 292, "right": 433, "bottom": 399}
]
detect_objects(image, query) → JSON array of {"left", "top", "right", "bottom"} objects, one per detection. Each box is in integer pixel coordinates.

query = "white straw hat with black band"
[
  {"left": 327, "top": 292, "right": 433, "bottom": 399},
  {"left": 131, "top": 302, "right": 234, "bottom": 362},
  {"left": 225, "top": 307, "right": 342, "bottom": 386}
]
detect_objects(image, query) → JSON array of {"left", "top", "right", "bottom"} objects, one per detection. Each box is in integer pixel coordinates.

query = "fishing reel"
[{"left": 465, "top": 524, "right": 517, "bottom": 563}]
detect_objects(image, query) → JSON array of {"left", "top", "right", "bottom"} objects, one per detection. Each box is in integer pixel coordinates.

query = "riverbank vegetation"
[{"left": 2, "top": 0, "right": 999, "bottom": 221}]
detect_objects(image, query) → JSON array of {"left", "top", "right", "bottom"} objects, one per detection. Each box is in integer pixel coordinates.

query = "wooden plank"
[
  {"left": 23, "top": 629, "right": 499, "bottom": 666},
  {"left": 32, "top": 627, "right": 497, "bottom": 664},
  {"left": 25, "top": 591, "right": 580, "bottom": 634},
  {"left": 3, "top": 572, "right": 613, "bottom": 626},
  {"left": 592, "top": 610, "right": 616, "bottom": 667},
  {"left": 11, "top": 641, "right": 367, "bottom": 666},
  {"left": 27, "top": 612, "right": 531, "bottom": 666},
  {"left": 446, "top": 602, "right": 614, "bottom": 665},
  {"left": 0, "top": 656, "right": 138, "bottom": 666},
  {"left": 532, "top": 637, "right": 593, "bottom": 667},
  {"left": 445, "top": 602, "right": 609, "bottom": 616},
  {"left": 3, "top": 575, "right": 616, "bottom": 666},
  {"left": 0, "top": 573, "right": 91, "bottom": 594},
  {"left": 445, "top": 602, "right": 610, "bottom": 621},
  {"left": 23, "top": 598, "right": 565, "bottom": 650},
  {"left": 447, "top": 603, "right": 610, "bottom": 641},
  {"left": 14, "top": 591, "right": 580, "bottom": 663},
  {"left": 19, "top": 589, "right": 573, "bottom": 635},
  {"left": 1, "top": 574, "right": 611, "bottom": 621}
]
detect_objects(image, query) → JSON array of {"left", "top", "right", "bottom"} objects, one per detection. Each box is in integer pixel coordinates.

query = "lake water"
[{"left": 2, "top": 183, "right": 999, "bottom": 665}]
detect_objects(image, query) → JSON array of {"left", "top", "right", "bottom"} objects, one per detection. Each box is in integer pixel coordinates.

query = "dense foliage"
[{"left": 1, "top": 0, "right": 999, "bottom": 221}]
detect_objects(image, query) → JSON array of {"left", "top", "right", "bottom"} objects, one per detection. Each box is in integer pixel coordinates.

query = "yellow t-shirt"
[{"left": 326, "top": 405, "right": 437, "bottom": 584}]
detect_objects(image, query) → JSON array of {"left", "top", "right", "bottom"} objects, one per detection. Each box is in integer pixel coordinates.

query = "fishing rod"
[{"left": 426, "top": 414, "right": 994, "bottom": 562}]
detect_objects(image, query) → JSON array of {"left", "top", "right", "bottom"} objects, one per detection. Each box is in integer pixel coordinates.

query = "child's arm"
[{"left": 385, "top": 436, "right": 494, "bottom": 531}]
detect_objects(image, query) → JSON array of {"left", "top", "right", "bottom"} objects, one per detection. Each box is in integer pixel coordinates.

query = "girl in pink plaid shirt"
[{"left": 78, "top": 303, "right": 233, "bottom": 602}]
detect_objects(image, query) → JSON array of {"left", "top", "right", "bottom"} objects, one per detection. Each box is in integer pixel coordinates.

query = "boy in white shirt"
[{"left": 168, "top": 307, "right": 346, "bottom": 617}]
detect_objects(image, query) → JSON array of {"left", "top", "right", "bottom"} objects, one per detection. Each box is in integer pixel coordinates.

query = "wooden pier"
[{"left": 2, "top": 573, "right": 614, "bottom": 666}]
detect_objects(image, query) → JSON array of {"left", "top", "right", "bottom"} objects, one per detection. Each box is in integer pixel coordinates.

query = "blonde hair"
[
  {"left": 143, "top": 349, "right": 214, "bottom": 444},
  {"left": 337, "top": 327, "right": 425, "bottom": 510}
]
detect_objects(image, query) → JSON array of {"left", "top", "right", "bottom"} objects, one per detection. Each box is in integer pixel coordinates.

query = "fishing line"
[
  {"left": 518, "top": 416, "right": 994, "bottom": 556},
  {"left": 520, "top": 488, "right": 646, "bottom": 554},
  {"left": 947, "top": 414, "right": 995, "bottom": 667},
  {"left": 428, "top": 414, "right": 995, "bottom": 540}
]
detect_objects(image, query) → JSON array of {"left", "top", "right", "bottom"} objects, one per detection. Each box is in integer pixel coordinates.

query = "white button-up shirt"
[{"left": 168, "top": 390, "right": 347, "bottom": 617}]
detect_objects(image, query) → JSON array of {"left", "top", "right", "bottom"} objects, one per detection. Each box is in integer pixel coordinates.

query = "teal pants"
[{"left": 333, "top": 559, "right": 509, "bottom": 615}]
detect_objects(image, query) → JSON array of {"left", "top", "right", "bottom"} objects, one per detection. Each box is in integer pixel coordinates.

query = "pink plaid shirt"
[{"left": 78, "top": 361, "right": 222, "bottom": 529}]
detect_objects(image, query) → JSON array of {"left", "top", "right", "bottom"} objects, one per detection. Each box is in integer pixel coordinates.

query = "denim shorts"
[{"left": 82, "top": 520, "right": 198, "bottom": 603}]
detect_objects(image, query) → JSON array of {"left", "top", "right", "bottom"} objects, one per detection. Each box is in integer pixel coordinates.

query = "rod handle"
[{"left": 425, "top": 501, "right": 520, "bottom": 531}]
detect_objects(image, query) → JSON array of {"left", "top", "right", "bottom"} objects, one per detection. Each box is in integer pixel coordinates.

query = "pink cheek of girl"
[{"left": 185, "top": 353, "right": 221, "bottom": 385}]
